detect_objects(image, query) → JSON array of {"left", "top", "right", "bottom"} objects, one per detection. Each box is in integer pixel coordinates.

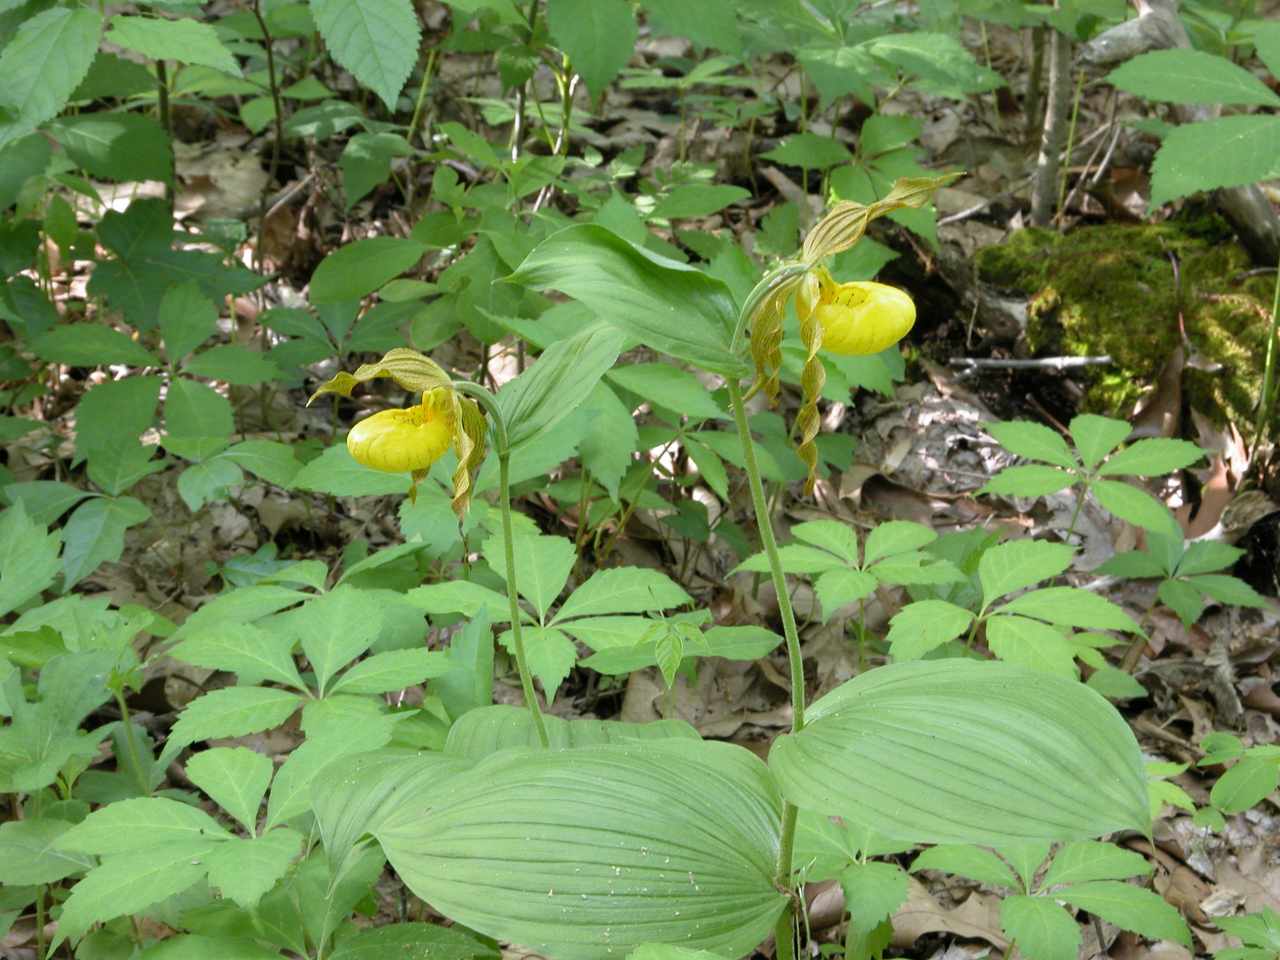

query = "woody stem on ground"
[{"left": 454, "top": 382, "right": 550, "bottom": 748}]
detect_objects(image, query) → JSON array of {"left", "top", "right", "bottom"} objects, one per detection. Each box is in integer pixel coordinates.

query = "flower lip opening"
[
  {"left": 347, "top": 402, "right": 453, "bottom": 474},
  {"left": 815, "top": 281, "right": 916, "bottom": 357}
]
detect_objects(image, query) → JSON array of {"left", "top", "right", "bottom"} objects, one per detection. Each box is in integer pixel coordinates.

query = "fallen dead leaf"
[{"left": 891, "top": 876, "right": 1008, "bottom": 951}]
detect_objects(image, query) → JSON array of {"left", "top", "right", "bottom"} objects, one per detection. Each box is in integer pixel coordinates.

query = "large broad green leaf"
[
  {"left": 330, "top": 923, "right": 500, "bottom": 960},
  {"left": 608, "top": 362, "right": 728, "bottom": 421},
  {"left": 57, "top": 797, "right": 232, "bottom": 855},
  {"left": 284, "top": 584, "right": 384, "bottom": 694},
  {"left": 862, "top": 32, "right": 1002, "bottom": 95},
  {"left": 309, "top": 236, "right": 427, "bottom": 303},
  {"left": 1150, "top": 115, "right": 1280, "bottom": 207},
  {"left": 377, "top": 740, "right": 787, "bottom": 960},
  {"left": 579, "top": 382, "right": 640, "bottom": 501},
  {"left": 984, "top": 420, "right": 1078, "bottom": 469},
  {"left": 264, "top": 720, "right": 399, "bottom": 830},
  {"left": 508, "top": 225, "right": 746, "bottom": 377},
  {"left": 911, "top": 845, "right": 1019, "bottom": 890},
  {"left": 443, "top": 704, "right": 699, "bottom": 757},
  {"left": 185, "top": 747, "right": 274, "bottom": 835},
  {"left": 0, "top": 504, "right": 61, "bottom": 618},
  {"left": 311, "top": 0, "right": 420, "bottom": 111},
  {"left": 205, "top": 829, "right": 303, "bottom": 909},
  {"left": 642, "top": 0, "right": 741, "bottom": 53},
  {"left": 1098, "top": 438, "right": 1204, "bottom": 477},
  {"left": 168, "top": 624, "right": 305, "bottom": 691},
  {"left": 555, "top": 568, "right": 692, "bottom": 622},
  {"left": 546, "top": 0, "right": 637, "bottom": 97},
  {"left": 769, "top": 660, "right": 1149, "bottom": 844},
  {"left": 978, "top": 539, "right": 1074, "bottom": 607},
  {"left": 2, "top": 481, "right": 93, "bottom": 527},
  {"left": 312, "top": 749, "right": 474, "bottom": 882},
  {"left": 1000, "top": 896, "right": 1080, "bottom": 960},
  {"left": 406, "top": 580, "right": 522, "bottom": 621},
  {"left": 171, "top": 584, "right": 311, "bottom": 642},
  {"left": 87, "top": 198, "right": 263, "bottom": 331},
  {"left": 1041, "top": 840, "right": 1152, "bottom": 888},
  {"left": 50, "top": 112, "right": 173, "bottom": 183},
  {"left": 73, "top": 375, "right": 163, "bottom": 462},
  {"left": 1107, "top": 50, "right": 1280, "bottom": 107},
  {"left": 498, "top": 324, "right": 627, "bottom": 450},
  {"left": 293, "top": 443, "right": 411, "bottom": 497},
  {"left": 164, "top": 378, "right": 235, "bottom": 461},
  {"left": 222, "top": 439, "right": 303, "bottom": 487},
  {"left": 138, "top": 935, "right": 284, "bottom": 960},
  {"left": 160, "top": 687, "right": 303, "bottom": 766},
  {"left": 31, "top": 324, "right": 161, "bottom": 367},
  {"left": 61, "top": 496, "right": 151, "bottom": 591},
  {"left": 483, "top": 532, "right": 575, "bottom": 620},
  {"left": 0, "top": 818, "right": 93, "bottom": 885},
  {"left": 1057, "top": 881, "right": 1190, "bottom": 945},
  {"left": 50, "top": 840, "right": 219, "bottom": 951},
  {"left": 0, "top": 7, "right": 102, "bottom": 151},
  {"left": 105, "top": 15, "right": 242, "bottom": 75}
]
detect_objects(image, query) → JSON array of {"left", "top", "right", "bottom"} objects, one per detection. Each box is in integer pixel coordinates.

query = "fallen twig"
[{"left": 949, "top": 355, "right": 1113, "bottom": 372}]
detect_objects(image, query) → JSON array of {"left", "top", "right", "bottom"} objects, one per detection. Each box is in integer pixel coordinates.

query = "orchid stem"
[
  {"left": 455, "top": 381, "right": 550, "bottom": 748},
  {"left": 727, "top": 378, "right": 804, "bottom": 921}
]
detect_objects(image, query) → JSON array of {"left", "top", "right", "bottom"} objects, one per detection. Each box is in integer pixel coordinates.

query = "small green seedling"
[
  {"left": 981, "top": 414, "right": 1205, "bottom": 537},
  {"left": 1100, "top": 530, "right": 1268, "bottom": 627},
  {"left": 1215, "top": 907, "right": 1280, "bottom": 960},
  {"left": 1198, "top": 732, "right": 1280, "bottom": 827}
]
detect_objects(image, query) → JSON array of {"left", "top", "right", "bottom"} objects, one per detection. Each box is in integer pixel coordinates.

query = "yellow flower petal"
[
  {"left": 815, "top": 281, "right": 915, "bottom": 356},
  {"left": 347, "top": 403, "right": 452, "bottom": 473}
]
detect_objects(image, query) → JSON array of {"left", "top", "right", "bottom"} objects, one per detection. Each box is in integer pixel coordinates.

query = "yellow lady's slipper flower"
[
  {"left": 308, "top": 348, "right": 487, "bottom": 517},
  {"left": 742, "top": 173, "right": 958, "bottom": 495},
  {"left": 346, "top": 390, "right": 455, "bottom": 474},
  {"left": 812, "top": 279, "right": 916, "bottom": 357}
]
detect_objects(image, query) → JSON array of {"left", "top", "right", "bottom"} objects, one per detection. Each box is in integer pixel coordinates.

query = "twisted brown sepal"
[
  {"left": 306, "top": 347, "right": 453, "bottom": 406},
  {"left": 801, "top": 173, "right": 961, "bottom": 263},
  {"left": 450, "top": 394, "right": 489, "bottom": 520},
  {"left": 794, "top": 269, "right": 831, "bottom": 495},
  {"left": 745, "top": 267, "right": 811, "bottom": 404}
]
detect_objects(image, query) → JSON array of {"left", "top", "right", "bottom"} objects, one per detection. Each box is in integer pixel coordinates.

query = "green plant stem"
[
  {"left": 35, "top": 887, "right": 46, "bottom": 959},
  {"left": 155, "top": 59, "right": 174, "bottom": 206},
  {"left": 408, "top": 49, "right": 438, "bottom": 150},
  {"left": 1055, "top": 69, "right": 1085, "bottom": 225},
  {"left": 727, "top": 379, "right": 805, "bottom": 903},
  {"left": 1251, "top": 261, "right": 1280, "bottom": 454},
  {"left": 774, "top": 898, "right": 797, "bottom": 960},
  {"left": 508, "top": 0, "right": 540, "bottom": 162},
  {"left": 556, "top": 55, "right": 575, "bottom": 156},
  {"left": 250, "top": 0, "right": 285, "bottom": 276},
  {"left": 455, "top": 381, "right": 550, "bottom": 748},
  {"left": 1065, "top": 485, "right": 1085, "bottom": 540},
  {"left": 113, "top": 690, "right": 152, "bottom": 797}
]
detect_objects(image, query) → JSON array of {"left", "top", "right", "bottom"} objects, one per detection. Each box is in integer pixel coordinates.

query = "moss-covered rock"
[{"left": 975, "top": 221, "right": 1275, "bottom": 429}]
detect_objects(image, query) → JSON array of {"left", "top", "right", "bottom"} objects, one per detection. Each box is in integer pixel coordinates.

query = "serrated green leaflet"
[
  {"left": 1107, "top": 50, "right": 1280, "bottom": 107},
  {"left": 310, "top": 0, "right": 419, "bottom": 110}
]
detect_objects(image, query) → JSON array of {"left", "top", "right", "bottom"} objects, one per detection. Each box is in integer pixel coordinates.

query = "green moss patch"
[{"left": 975, "top": 221, "right": 1275, "bottom": 428}]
